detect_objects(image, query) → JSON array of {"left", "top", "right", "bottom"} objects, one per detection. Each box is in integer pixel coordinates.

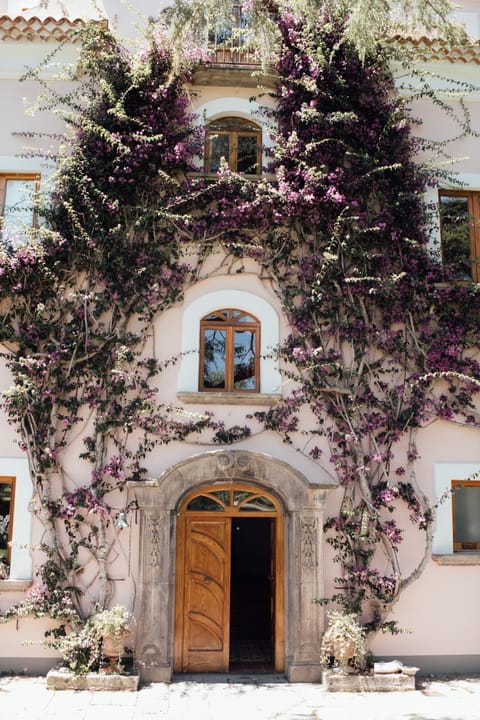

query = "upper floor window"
[
  {"left": 205, "top": 117, "right": 262, "bottom": 175},
  {"left": 0, "top": 476, "right": 15, "bottom": 574},
  {"left": 0, "top": 173, "right": 39, "bottom": 246},
  {"left": 200, "top": 308, "right": 260, "bottom": 392},
  {"left": 438, "top": 190, "right": 480, "bottom": 281}
]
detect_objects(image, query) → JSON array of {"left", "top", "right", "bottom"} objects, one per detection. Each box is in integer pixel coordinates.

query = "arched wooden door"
[{"left": 174, "top": 483, "right": 284, "bottom": 673}]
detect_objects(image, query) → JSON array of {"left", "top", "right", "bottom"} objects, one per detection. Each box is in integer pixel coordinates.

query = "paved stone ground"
[{"left": 1, "top": 674, "right": 480, "bottom": 720}]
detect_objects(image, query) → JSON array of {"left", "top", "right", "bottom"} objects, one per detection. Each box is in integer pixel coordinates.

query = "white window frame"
[
  {"left": 0, "top": 458, "right": 33, "bottom": 581},
  {"left": 433, "top": 462, "right": 480, "bottom": 555},
  {"left": 177, "top": 289, "right": 282, "bottom": 394}
]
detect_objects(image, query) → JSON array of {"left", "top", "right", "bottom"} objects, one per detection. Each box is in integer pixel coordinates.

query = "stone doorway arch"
[{"left": 129, "top": 449, "right": 335, "bottom": 682}]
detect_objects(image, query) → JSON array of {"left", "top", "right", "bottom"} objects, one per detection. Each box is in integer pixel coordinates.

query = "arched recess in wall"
[
  {"left": 177, "top": 288, "right": 282, "bottom": 394},
  {"left": 194, "top": 97, "right": 274, "bottom": 172}
]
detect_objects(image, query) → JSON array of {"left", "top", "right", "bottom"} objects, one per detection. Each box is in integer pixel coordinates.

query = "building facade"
[{"left": 0, "top": 0, "right": 480, "bottom": 681}]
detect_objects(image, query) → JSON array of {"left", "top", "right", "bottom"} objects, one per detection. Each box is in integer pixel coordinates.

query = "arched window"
[
  {"left": 200, "top": 308, "right": 260, "bottom": 392},
  {"left": 205, "top": 117, "right": 262, "bottom": 175}
]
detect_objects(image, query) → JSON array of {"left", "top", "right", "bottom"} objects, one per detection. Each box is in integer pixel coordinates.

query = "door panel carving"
[{"left": 182, "top": 518, "right": 231, "bottom": 671}]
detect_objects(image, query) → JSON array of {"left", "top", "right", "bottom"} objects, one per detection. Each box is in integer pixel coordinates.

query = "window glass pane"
[
  {"left": 210, "top": 118, "right": 258, "bottom": 133},
  {"left": 211, "top": 490, "right": 231, "bottom": 506},
  {"left": 233, "top": 329, "right": 256, "bottom": 389},
  {"left": 454, "top": 485, "right": 480, "bottom": 544},
  {"left": 236, "top": 313, "right": 255, "bottom": 322},
  {"left": 2, "top": 179, "right": 36, "bottom": 245},
  {"left": 187, "top": 495, "right": 224, "bottom": 511},
  {"left": 239, "top": 495, "right": 276, "bottom": 512},
  {"left": 205, "top": 312, "right": 227, "bottom": 322},
  {"left": 233, "top": 490, "right": 253, "bottom": 506},
  {"left": 0, "top": 480, "right": 13, "bottom": 565},
  {"left": 237, "top": 134, "right": 259, "bottom": 174},
  {"left": 439, "top": 195, "right": 472, "bottom": 279},
  {"left": 203, "top": 328, "right": 226, "bottom": 389},
  {"left": 210, "top": 134, "right": 230, "bottom": 171}
]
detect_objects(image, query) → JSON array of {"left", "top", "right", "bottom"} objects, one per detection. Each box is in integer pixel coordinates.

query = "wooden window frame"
[
  {"left": 204, "top": 117, "right": 262, "bottom": 175},
  {"left": 0, "top": 476, "right": 15, "bottom": 568},
  {"left": 0, "top": 173, "right": 40, "bottom": 238},
  {"left": 451, "top": 480, "right": 480, "bottom": 552},
  {"left": 439, "top": 190, "right": 480, "bottom": 282},
  {"left": 199, "top": 308, "right": 260, "bottom": 393}
]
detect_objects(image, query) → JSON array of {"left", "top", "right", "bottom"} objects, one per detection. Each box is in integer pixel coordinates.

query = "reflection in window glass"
[
  {"left": 200, "top": 308, "right": 260, "bottom": 392},
  {"left": 233, "top": 329, "right": 256, "bottom": 389},
  {"left": 439, "top": 195, "right": 472, "bottom": 280},
  {"left": 2, "top": 179, "right": 36, "bottom": 245},
  {"left": 237, "top": 135, "right": 259, "bottom": 174},
  {"left": 233, "top": 490, "right": 252, "bottom": 506},
  {"left": 187, "top": 495, "right": 224, "bottom": 511},
  {"left": 203, "top": 329, "right": 226, "bottom": 389},
  {"left": 0, "top": 479, "right": 14, "bottom": 567},
  {"left": 210, "top": 134, "right": 230, "bottom": 172},
  {"left": 453, "top": 483, "right": 480, "bottom": 549},
  {"left": 211, "top": 490, "right": 230, "bottom": 505},
  {"left": 205, "top": 118, "right": 261, "bottom": 175},
  {"left": 233, "top": 490, "right": 276, "bottom": 511}
]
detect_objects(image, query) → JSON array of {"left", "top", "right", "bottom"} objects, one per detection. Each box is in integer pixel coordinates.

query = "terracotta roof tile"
[
  {"left": 0, "top": 15, "right": 107, "bottom": 42},
  {"left": 390, "top": 36, "right": 480, "bottom": 65}
]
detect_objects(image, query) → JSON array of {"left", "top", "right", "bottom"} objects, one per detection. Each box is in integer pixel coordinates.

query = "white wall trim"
[
  {"left": 178, "top": 288, "right": 282, "bottom": 394},
  {"left": 433, "top": 462, "right": 480, "bottom": 555},
  {"left": 2, "top": 457, "right": 33, "bottom": 580}
]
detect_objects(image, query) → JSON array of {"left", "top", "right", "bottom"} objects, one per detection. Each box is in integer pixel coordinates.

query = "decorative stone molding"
[
  {"left": 129, "top": 450, "right": 336, "bottom": 683},
  {"left": 301, "top": 519, "right": 318, "bottom": 570},
  {"left": 286, "top": 496, "right": 327, "bottom": 683}
]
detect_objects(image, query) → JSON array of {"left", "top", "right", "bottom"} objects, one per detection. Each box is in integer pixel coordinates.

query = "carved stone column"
[
  {"left": 286, "top": 488, "right": 327, "bottom": 682},
  {"left": 132, "top": 484, "right": 174, "bottom": 682}
]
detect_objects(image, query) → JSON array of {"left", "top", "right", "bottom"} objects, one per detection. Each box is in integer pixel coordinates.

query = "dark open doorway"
[{"left": 229, "top": 517, "right": 274, "bottom": 672}]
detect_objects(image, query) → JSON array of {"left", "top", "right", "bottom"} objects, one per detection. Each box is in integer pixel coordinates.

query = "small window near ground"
[
  {"left": 0, "top": 174, "right": 39, "bottom": 246},
  {"left": 205, "top": 117, "right": 262, "bottom": 175},
  {"left": 452, "top": 480, "right": 480, "bottom": 551},
  {"left": 200, "top": 308, "right": 260, "bottom": 392},
  {"left": 439, "top": 190, "right": 480, "bottom": 282},
  {"left": 0, "top": 476, "right": 15, "bottom": 574}
]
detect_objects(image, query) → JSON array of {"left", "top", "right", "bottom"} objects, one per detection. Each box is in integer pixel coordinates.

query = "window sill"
[
  {"left": 0, "top": 579, "right": 32, "bottom": 591},
  {"left": 432, "top": 554, "right": 480, "bottom": 566},
  {"left": 186, "top": 171, "right": 276, "bottom": 182},
  {"left": 177, "top": 391, "right": 282, "bottom": 406}
]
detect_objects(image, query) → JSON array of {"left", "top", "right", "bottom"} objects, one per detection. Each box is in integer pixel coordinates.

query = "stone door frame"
[{"left": 129, "top": 449, "right": 335, "bottom": 683}]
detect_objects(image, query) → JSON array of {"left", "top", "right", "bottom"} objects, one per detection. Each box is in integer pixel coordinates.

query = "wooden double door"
[{"left": 174, "top": 484, "right": 284, "bottom": 673}]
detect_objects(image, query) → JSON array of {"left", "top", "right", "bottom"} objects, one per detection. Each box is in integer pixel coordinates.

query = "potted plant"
[
  {"left": 321, "top": 610, "right": 366, "bottom": 672},
  {"left": 87, "top": 605, "right": 131, "bottom": 671}
]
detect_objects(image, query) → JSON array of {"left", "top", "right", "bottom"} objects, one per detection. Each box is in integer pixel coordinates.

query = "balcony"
[{"left": 190, "top": 3, "right": 278, "bottom": 89}]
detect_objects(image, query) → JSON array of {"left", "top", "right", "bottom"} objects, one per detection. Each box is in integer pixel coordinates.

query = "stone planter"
[
  {"left": 322, "top": 669, "right": 417, "bottom": 692},
  {"left": 46, "top": 667, "right": 139, "bottom": 691}
]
